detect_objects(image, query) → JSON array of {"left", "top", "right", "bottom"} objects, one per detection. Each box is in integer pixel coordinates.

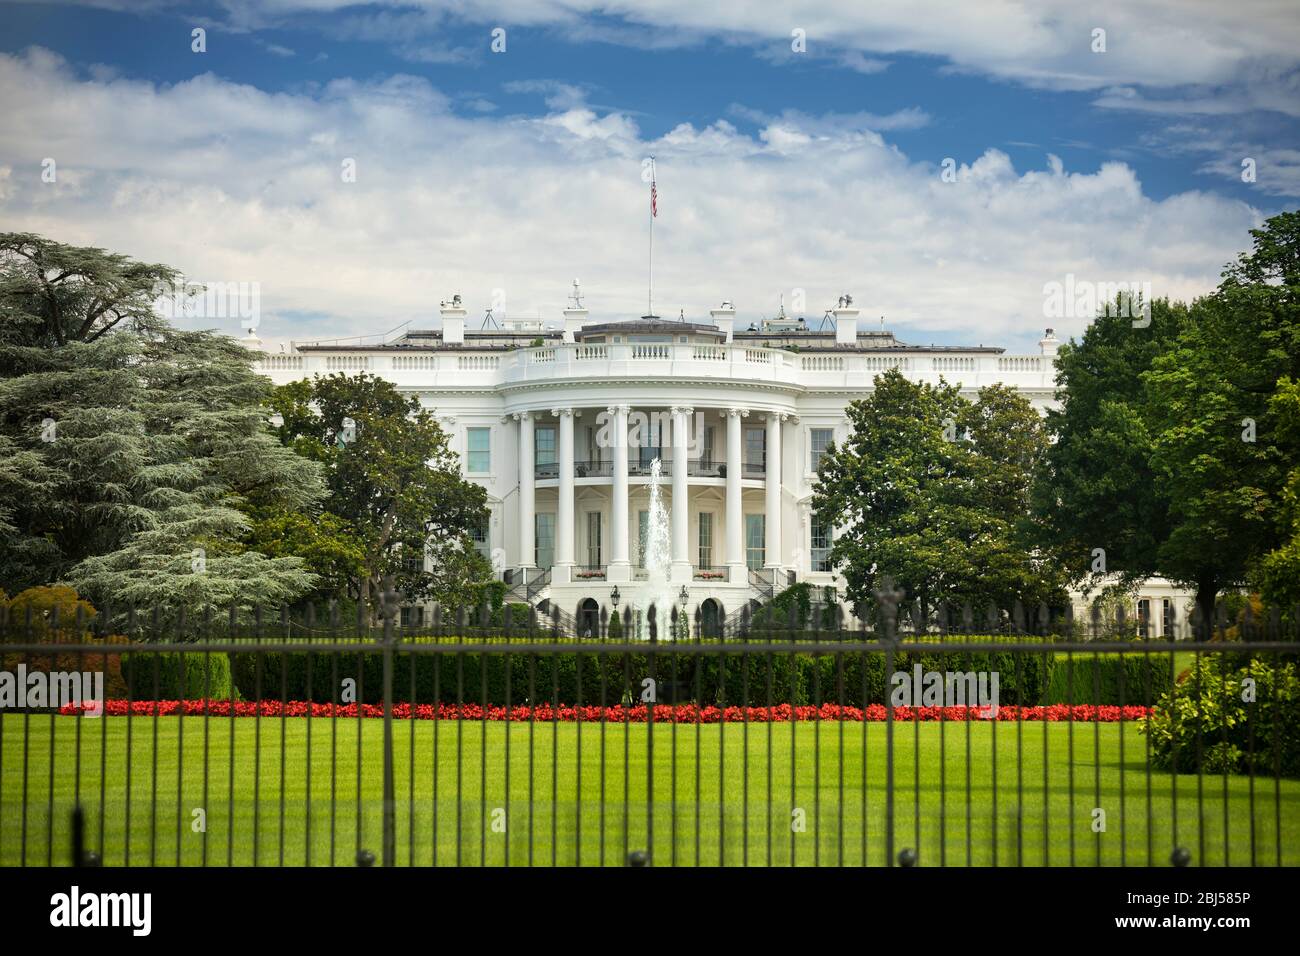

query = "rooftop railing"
[{"left": 255, "top": 343, "right": 1056, "bottom": 391}]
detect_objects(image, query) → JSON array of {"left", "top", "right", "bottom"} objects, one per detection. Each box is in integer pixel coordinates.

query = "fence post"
[
  {"left": 380, "top": 577, "right": 399, "bottom": 867},
  {"left": 874, "top": 575, "right": 903, "bottom": 867}
]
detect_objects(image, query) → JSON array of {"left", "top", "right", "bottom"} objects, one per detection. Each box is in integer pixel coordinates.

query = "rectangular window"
[
  {"left": 1162, "top": 599, "right": 1175, "bottom": 638},
  {"left": 744, "top": 426, "right": 766, "bottom": 472},
  {"left": 638, "top": 418, "right": 664, "bottom": 468},
  {"left": 586, "top": 512, "right": 603, "bottom": 567},
  {"left": 1137, "top": 598, "right": 1151, "bottom": 638},
  {"left": 745, "top": 514, "right": 765, "bottom": 569},
  {"left": 535, "top": 513, "right": 555, "bottom": 569},
  {"left": 469, "top": 515, "right": 490, "bottom": 560},
  {"left": 585, "top": 426, "right": 602, "bottom": 465},
  {"left": 701, "top": 425, "right": 716, "bottom": 465},
  {"left": 535, "top": 426, "right": 557, "bottom": 466},
  {"left": 810, "top": 428, "right": 833, "bottom": 473},
  {"left": 637, "top": 510, "right": 649, "bottom": 566},
  {"left": 400, "top": 606, "right": 424, "bottom": 628},
  {"left": 810, "top": 515, "right": 831, "bottom": 572},
  {"left": 698, "top": 512, "right": 713, "bottom": 569},
  {"left": 466, "top": 427, "right": 491, "bottom": 473}
]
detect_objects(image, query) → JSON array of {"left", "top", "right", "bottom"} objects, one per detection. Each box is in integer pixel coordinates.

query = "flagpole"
[{"left": 648, "top": 157, "right": 655, "bottom": 317}]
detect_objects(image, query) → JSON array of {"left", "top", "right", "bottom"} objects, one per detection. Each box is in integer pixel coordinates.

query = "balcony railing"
[
  {"left": 536, "top": 457, "right": 765, "bottom": 479},
  {"left": 256, "top": 343, "right": 1056, "bottom": 392}
]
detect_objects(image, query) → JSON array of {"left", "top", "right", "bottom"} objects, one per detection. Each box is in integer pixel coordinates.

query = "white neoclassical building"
[{"left": 251, "top": 292, "right": 1191, "bottom": 637}]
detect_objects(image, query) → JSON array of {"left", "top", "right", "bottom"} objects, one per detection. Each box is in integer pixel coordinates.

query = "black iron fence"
[{"left": 1, "top": 590, "right": 1297, "bottom": 867}]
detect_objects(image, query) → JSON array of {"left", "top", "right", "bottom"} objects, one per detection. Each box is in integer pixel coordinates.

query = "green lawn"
[{"left": 2, "top": 714, "right": 1296, "bottom": 866}]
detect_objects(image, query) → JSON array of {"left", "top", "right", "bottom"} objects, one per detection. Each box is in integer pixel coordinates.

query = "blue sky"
[{"left": 1, "top": 1, "right": 1297, "bottom": 350}]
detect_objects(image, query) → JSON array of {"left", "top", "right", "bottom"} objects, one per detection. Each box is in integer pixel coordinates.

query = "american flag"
[{"left": 650, "top": 174, "right": 658, "bottom": 218}]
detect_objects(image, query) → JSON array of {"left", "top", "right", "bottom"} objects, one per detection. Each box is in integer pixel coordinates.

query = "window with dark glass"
[{"left": 810, "top": 515, "right": 832, "bottom": 572}]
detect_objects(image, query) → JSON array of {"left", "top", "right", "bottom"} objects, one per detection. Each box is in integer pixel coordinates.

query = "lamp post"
[
  {"left": 678, "top": 585, "right": 689, "bottom": 609},
  {"left": 610, "top": 585, "right": 621, "bottom": 610}
]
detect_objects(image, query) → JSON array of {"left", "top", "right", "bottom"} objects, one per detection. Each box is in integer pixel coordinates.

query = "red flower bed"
[{"left": 59, "top": 699, "right": 1152, "bottom": 723}]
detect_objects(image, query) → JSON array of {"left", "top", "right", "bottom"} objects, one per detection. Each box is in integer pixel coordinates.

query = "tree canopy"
[
  {"left": 1036, "top": 211, "right": 1300, "bottom": 627},
  {"left": 269, "top": 372, "right": 490, "bottom": 615},
  {"left": 0, "top": 233, "right": 325, "bottom": 611},
  {"left": 813, "top": 370, "right": 1066, "bottom": 620}
]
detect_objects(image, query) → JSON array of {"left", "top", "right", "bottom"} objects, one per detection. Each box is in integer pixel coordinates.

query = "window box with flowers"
[
  {"left": 694, "top": 569, "right": 726, "bottom": 581},
  {"left": 576, "top": 568, "right": 607, "bottom": 579}
]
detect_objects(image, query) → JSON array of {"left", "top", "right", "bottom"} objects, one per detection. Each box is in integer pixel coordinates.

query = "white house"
[{"left": 251, "top": 292, "right": 1191, "bottom": 637}]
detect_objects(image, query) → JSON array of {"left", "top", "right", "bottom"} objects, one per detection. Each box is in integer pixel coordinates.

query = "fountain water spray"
[{"left": 640, "top": 458, "right": 675, "bottom": 639}]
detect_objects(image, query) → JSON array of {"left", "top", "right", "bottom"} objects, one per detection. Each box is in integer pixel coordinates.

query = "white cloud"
[
  {"left": 202, "top": 0, "right": 1300, "bottom": 95},
  {"left": 0, "top": 47, "right": 1265, "bottom": 350}
]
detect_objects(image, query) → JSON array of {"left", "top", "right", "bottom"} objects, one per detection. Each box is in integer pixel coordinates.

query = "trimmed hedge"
[
  {"left": 1044, "top": 652, "right": 1173, "bottom": 706},
  {"left": 122, "top": 651, "right": 233, "bottom": 701},
  {"left": 225, "top": 644, "right": 1170, "bottom": 708}
]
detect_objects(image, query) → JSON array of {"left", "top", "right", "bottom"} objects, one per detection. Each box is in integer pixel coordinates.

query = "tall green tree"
[
  {"left": 0, "top": 233, "right": 325, "bottom": 610},
  {"left": 1143, "top": 212, "right": 1300, "bottom": 622},
  {"left": 1253, "top": 377, "right": 1300, "bottom": 607},
  {"left": 1037, "top": 212, "right": 1300, "bottom": 628},
  {"left": 270, "top": 373, "right": 489, "bottom": 616},
  {"left": 1032, "top": 298, "right": 1187, "bottom": 598},
  {"left": 813, "top": 370, "right": 1064, "bottom": 621}
]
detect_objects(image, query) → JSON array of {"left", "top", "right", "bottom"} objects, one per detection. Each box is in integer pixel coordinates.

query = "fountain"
[{"left": 640, "top": 458, "right": 675, "bottom": 639}]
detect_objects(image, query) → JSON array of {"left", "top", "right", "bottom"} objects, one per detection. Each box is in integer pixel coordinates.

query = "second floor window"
[
  {"left": 466, "top": 427, "right": 491, "bottom": 473},
  {"left": 810, "top": 428, "right": 833, "bottom": 473},
  {"left": 535, "top": 425, "right": 557, "bottom": 466},
  {"left": 744, "top": 426, "right": 765, "bottom": 467}
]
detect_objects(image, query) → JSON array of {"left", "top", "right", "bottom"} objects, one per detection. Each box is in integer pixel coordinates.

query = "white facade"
[{"left": 252, "top": 303, "right": 1192, "bottom": 636}]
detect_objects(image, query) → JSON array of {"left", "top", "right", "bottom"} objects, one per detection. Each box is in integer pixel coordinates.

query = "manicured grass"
[{"left": 2, "top": 714, "right": 1296, "bottom": 866}]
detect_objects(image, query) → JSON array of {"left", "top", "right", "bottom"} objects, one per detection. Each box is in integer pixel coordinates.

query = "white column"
[
  {"left": 554, "top": 407, "right": 576, "bottom": 582},
  {"left": 725, "top": 407, "right": 746, "bottom": 584},
  {"left": 516, "top": 412, "right": 535, "bottom": 569},
  {"left": 670, "top": 405, "right": 692, "bottom": 581},
  {"left": 765, "top": 412, "right": 782, "bottom": 569},
  {"left": 608, "top": 404, "right": 631, "bottom": 582}
]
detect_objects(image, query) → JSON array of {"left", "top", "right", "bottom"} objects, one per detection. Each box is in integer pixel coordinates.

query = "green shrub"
[
  {"left": 1145, "top": 653, "right": 1300, "bottom": 777},
  {"left": 122, "top": 650, "right": 233, "bottom": 700},
  {"left": 1044, "top": 652, "right": 1173, "bottom": 706},
  {"left": 223, "top": 642, "right": 1151, "bottom": 708}
]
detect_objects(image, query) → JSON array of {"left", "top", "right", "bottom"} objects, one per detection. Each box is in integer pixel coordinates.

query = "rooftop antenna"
[
  {"left": 480, "top": 307, "right": 502, "bottom": 331},
  {"left": 568, "top": 278, "right": 584, "bottom": 310},
  {"left": 678, "top": 307, "right": 685, "bottom": 322},
  {"left": 880, "top": 314, "right": 885, "bottom": 330},
  {"left": 778, "top": 293, "right": 786, "bottom": 319}
]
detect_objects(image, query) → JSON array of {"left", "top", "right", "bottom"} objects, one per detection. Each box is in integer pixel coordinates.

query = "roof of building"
[{"left": 291, "top": 316, "right": 1006, "bottom": 354}]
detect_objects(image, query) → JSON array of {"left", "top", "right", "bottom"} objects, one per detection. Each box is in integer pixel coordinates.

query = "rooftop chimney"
[
  {"left": 710, "top": 300, "right": 736, "bottom": 343},
  {"left": 833, "top": 294, "right": 859, "bottom": 346},
  {"left": 1039, "top": 328, "right": 1059, "bottom": 357},
  {"left": 562, "top": 278, "right": 588, "bottom": 342},
  {"left": 440, "top": 294, "right": 466, "bottom": 345}
]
